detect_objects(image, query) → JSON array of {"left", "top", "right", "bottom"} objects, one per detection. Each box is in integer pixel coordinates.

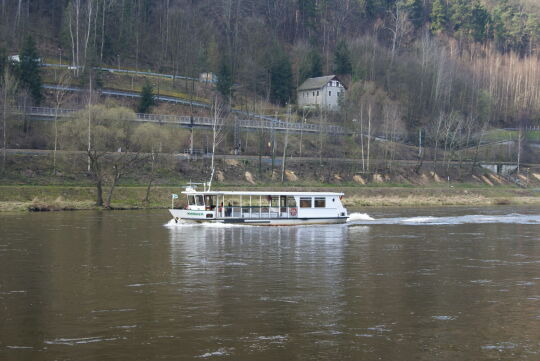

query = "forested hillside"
[{"left": 2, "top": 0, "right": 540, "bottom": 134}]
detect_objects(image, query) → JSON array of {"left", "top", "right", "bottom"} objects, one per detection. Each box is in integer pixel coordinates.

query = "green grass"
[
  {"left": 484, "top": 129, "right": 517, "bottom": 142},
  {"left": 484, "top": 129, "right": 540, "bottom": 142}
]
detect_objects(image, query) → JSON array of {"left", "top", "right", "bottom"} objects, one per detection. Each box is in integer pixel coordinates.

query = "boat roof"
[{"left": 181, "top": 191, "right": 344, "bottom": 196}]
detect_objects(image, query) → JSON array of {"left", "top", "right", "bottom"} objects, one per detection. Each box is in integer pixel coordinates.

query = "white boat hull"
[{"left": 169, "top": 209, "right": 347, "bottom": 226}]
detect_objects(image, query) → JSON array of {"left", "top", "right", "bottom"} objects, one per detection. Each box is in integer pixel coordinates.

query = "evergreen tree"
[
  {"left": 298, "top": 0, "right": 318, "bottom": 33},
  {"left": 449, "top": 0, "right": 489, "bottom": 42},
  {"left": 333, "top": 40, "right": 352, "bottom": 76},
  {"left": 137, "top": 82, "right": 156, "bottom": 113},
  {"left": 363, "top": 0, "right": 387, "bottom": 19},
  {"left": 18, "top": 36, "right": 43, "bottom": 105},
  {"left": 299, "top": 49, "right": 323, "bottom": 83},
  {"left": 269, "top": 52, "right": 293, "bottom": 106},
  {"left": 525, "top": 15, "right": 540, "bottom": 54},
  {"left": 430, "top": 0, "right": 448, "bottom": 34},
  {"left": 450, "top": 0, "right": 471, "bottom": 34},
  {"left": 404, "top": 0, "right": 424, "bottom": 28},
  {"left": 470, "top": 2, "right": 490, "bottom": 43},
  {"left": 207, "top": 38, "right": 220, "bottom": 73},
  {"left": 216, "top": 58, "right": 233, "bottom": 101},
  {"left": 0, "top": 48, "right": 6, "bottom": 84},
  {"left": 492, "top": 6, "right": 509, "bottom": 51}
]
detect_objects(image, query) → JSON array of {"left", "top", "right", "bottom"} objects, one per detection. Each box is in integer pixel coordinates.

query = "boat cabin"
[{"left": 179, "top": 190, "right": 347, "bottom": 221}]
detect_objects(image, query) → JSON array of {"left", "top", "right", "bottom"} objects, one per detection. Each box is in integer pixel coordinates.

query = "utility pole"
[
  {"left": 517, "top": 126, "right": 522, "bottom": 175},
  {"left": 281, "top": 105, "right": 290, "bottom": 183},
  {"left": 271, "top": 112, "right": 277, "bottom": 177},
  {"left": 189, "top": 77, "right": 194, "bottom": 155},
  {"left": 233, "top": 116, "right": 239, "bottom": 154}
]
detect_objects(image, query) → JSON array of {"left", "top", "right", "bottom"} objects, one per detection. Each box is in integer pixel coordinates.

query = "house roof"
[
  {"left": 298, "top": 75, "right": 339, "bottom": 91},
  {"left": 182, "top": 191, "right": 344, "bottom": 197}
]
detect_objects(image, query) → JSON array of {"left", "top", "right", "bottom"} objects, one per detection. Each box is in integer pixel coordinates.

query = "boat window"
[
  {"left": 300, "top": 197, "right": 312, "bottom": 208},
  {"left": 196, "top": 195, "right": 204, "bottom": 206},
  {"left": 204, "top": 195, "right": 215, "bottom": 207},
  {"left": 314, "top": 197, "right": 326, "bottom": 208},
  {"left": 188, "top": 195, "right": 195, "bottom": 205},
  {"left": 287, "top": 196, "right": 297, "bottom": 207}
]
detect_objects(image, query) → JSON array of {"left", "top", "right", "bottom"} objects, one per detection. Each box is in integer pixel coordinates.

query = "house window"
[
  {"left": 329, "top": 91, "right": 332, "bottom": 96},
  {"left": 300, "top": 197, "right": 312, "bottom": 208},
  {"left": 313, "top": 91, "right": 315, "bottom": 96},
  {"left": 316, "top": 90, "right": 319, "bottom": 96},
  {"left": 314, "top": 197, "right": 326, "bottom": 208}
]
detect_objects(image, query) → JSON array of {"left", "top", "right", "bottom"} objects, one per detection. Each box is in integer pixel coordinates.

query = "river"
[{"left": 1, "top": 206, "right": 539, "bottom": 360}]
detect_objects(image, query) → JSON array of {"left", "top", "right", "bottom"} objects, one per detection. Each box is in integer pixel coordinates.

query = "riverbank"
[{"left": 1, "top": 184, "right": 539, "bottom": 212}]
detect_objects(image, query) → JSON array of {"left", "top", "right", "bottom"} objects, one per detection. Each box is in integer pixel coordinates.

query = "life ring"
[{"left": 289, "top": 207, "right": 297, "bottom": 216}]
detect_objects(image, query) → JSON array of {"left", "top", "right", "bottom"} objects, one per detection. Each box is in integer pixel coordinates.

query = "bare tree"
[
  {"left": 83, "top": 0, "right": 94, "bottom": 70},
  {"left": 385, "top": 2, "right": 412, "bottom": 65},
  {"left": 133, "top": 123, "right": 169, "bottom": 204},
  {"left": 208, "top": 97, "right": 227, "bottom": 190},
  {"left": 62, "top": 106, "right": 138, "bottom": 207},
  {"left": 52, "top": 71, "right": 71, "bottom": 174}
]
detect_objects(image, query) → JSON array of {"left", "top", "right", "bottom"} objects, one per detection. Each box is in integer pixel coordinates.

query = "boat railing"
[{"left": 218, "top": 206, "right": 298, "bottom": 219}]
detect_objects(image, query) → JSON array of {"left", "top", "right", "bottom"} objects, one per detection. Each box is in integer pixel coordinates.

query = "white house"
[
  {"left": 199, "top": 72, "right": 218, "bottom": 83},
  {"left": 297, "top": 75, "right": 346, "bottom": 110}
]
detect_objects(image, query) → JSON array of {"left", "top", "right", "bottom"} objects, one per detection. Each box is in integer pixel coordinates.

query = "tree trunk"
[
  {"left": 105, "top": 166, "right": 121, "bottom": 209},
  {"left": 53, "top": 112, "right": 58, "bottom": 174},
  {"left": 471, "top": 124, "right": 485, "bottom": 175},
  {"left": 100, "top": 0, "right": 106, "bottom": 63},
  {"left": 367, "top": 105, "right": 371, "bottom": 172},
  {"left": 144, "top": 153, "right": 156, "bottom": 203},
  {"left": 2, "top": 91, "right": 6, "bottom": 173},
  {"left": 96, "top": 178, "right": 103, "bottom": 207},
  {"left": 83, "top": 0, "right": 93, "bottom": 69}
]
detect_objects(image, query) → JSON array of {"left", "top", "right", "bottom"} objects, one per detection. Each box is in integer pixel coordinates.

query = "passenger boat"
[{"left": 169, "top": 185, "right": 348, "bottom": 226}]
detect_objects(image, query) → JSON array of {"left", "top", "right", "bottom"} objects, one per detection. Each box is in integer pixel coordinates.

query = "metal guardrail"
[
  {"left": 10, "top": 106, "right": 347, "bottom": 135},
  {"left": 183, "top": 148, "right": 211, "bottom": 155},
  {"left": 502, "top": 127, "right": 540, "bottom": 131},
  {"left": 40, "top": 84, "right": 348, "bottom": 134},
  {"left": 43, "top": 63, "right": 199, "bottom": 82}
]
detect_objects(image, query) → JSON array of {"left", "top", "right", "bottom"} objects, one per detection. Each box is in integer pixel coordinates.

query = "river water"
[{"left": 1, "top": 206, "right": 540, "bottom": 360}]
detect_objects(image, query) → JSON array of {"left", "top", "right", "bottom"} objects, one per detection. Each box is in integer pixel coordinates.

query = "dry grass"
[
  {"left": 27, "top": 196, "right": 95, "bottom": 212},
  {"left": 1, "top": 184, "right": 540, "bottom": 212},
  {"left": 343, "top": 194, "right": 540, "bottom": 207}
]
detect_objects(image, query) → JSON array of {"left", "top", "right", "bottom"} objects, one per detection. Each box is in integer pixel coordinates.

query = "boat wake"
[
  {"left": 348, "top": 213, "right": 375, "bottom": 221},
  {"left": 347, "top": 213, "right": 540, "bottom": 226},
  {"left": 164, "top": 219, "right": 247, "bottom": 228}
]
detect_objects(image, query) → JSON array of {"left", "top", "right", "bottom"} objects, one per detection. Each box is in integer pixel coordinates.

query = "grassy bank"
[{"left": 1, "top": 184, "right": 539, "bottom": 212}]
